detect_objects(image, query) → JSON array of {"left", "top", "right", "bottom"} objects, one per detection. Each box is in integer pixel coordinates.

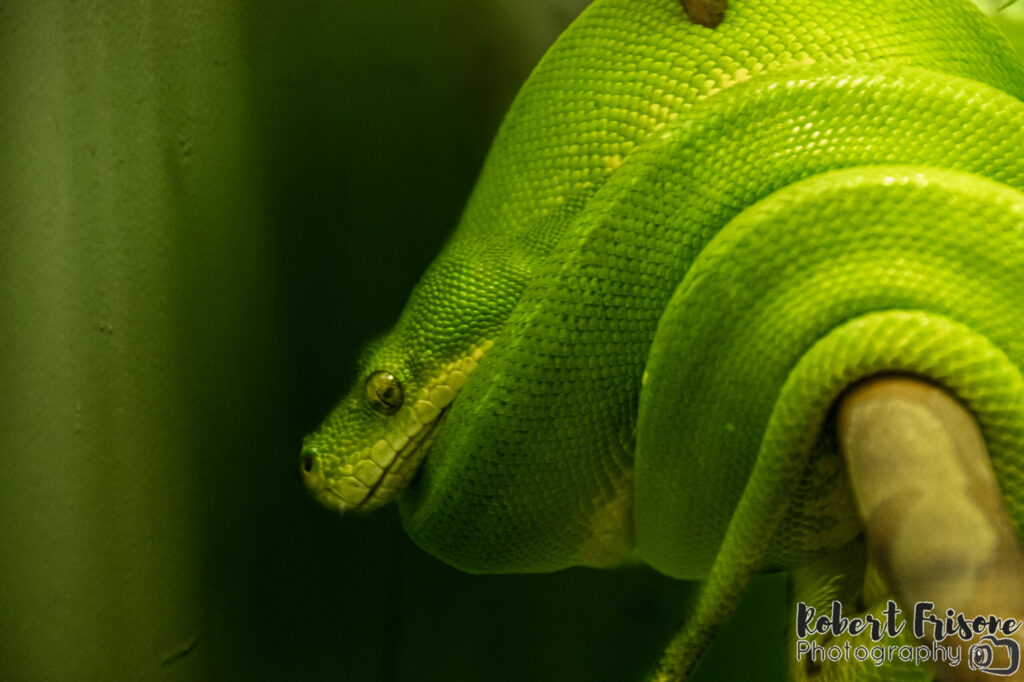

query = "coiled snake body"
[{"left": 302, "top": 1, "right": 1024, "bottom": 678}]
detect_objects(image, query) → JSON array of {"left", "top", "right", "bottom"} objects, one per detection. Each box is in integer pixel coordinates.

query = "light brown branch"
[{"left": 838, "top": 377, "right": 1024, "bottom": 680}]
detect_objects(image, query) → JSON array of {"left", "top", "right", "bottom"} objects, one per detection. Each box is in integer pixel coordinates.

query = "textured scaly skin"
[{"left": 302, "top": 0, "right": 1024, "bottom": 678}]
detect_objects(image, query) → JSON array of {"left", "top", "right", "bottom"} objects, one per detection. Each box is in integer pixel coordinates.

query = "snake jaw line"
[{"left": 301, "top": 341, "right": 493, "bottom": 513}]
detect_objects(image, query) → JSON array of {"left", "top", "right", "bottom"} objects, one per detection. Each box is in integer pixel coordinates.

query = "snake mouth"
[
  {"left": 305, "top": 403, "right": 452, "bottom": 514},
  {"left": 302, "top": 341, "right": 492, "bottom": 514},
  {"left": 351, "top": 403, "right": 452, "bottom": 511}
]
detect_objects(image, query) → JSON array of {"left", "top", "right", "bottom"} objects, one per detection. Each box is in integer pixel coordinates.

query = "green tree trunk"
[{"left": 0, "top": 2, "right": 282, "bottom": 679}]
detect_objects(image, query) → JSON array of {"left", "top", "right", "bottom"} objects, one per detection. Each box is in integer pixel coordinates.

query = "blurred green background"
[{"left": 1, "top": 2, "right": 1020, "bottom": 681}]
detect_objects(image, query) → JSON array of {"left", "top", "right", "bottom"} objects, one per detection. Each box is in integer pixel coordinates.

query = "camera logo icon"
[{"left": 968, "top": 636, "right": 1021, "bottom": 676}]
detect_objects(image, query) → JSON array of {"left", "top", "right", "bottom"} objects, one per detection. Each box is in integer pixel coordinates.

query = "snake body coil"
[{"left": 302, "top": 1, "right": 1024, "bottom": 678}]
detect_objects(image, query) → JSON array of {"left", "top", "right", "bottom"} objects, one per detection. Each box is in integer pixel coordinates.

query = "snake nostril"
[{"left": 300, "top": 452, "right": 315, "bottom": 475}]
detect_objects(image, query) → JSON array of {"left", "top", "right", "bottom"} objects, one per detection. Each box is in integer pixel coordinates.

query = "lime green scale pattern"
[
  {"left": 637, "top": 164, "right": 1024, "bottom": 578},
  {"left": 396, "top": 0, "right": 1024, "bottom": 576},
  {"left": 451, "top": 0, "right": 1024, "bottom": 254},
  {"left": 638, "top": 167, "right": 1024, "bottom": 677}
]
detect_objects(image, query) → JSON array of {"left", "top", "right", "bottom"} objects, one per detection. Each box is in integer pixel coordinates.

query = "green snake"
[{"left": 300, "top": 0, "right": 1024, "bottom": 678}]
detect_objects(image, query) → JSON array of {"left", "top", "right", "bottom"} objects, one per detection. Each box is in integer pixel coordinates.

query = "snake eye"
[{"left": 365, "top": 371, "right": 404, "bottom": 415}]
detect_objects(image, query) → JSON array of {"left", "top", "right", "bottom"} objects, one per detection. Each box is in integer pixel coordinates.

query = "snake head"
[
  {"left": 298, "top": 242, "right": 516, "bottom": 515},
  {"left": 299, "top": 338, "right": 490, "bottom": 514}
]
